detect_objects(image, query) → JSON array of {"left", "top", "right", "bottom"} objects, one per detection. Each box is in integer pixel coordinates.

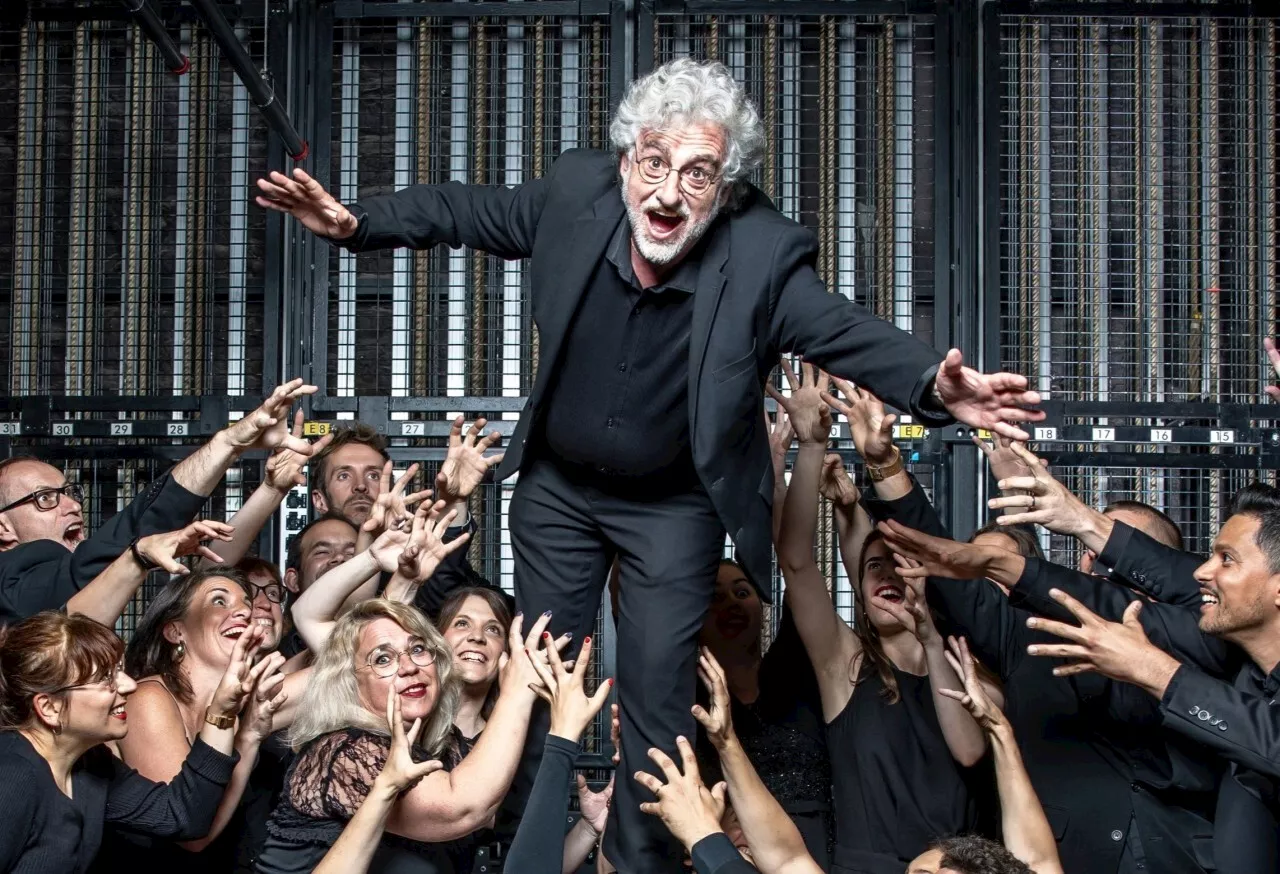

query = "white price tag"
[
  {"left": 1033, "top": 427, "right": 1058, "bottom": 441},
  {"left": 1150, "top": 428, "right": 1173, "bottom": 443},
  {"left": 401, "top": 422, "right": 426, "bottom": 437},
  {"left": 166, "top": 422, "right": 189, "bottom": 437},
  {"left": 1092, "top": 427, "right": 1115, "bottom": 442},
  {"left": 1210, "top": 429, "right": 1235, "bottom": 444},
  {"left": 110, "top": 422, "right": 133, "bottom": 437},
  {"left": 0, "top": 422, "right": 21, "bottom": 436},
  {"left": 52, "top": 423, "right": 74, "bottom": 437}
]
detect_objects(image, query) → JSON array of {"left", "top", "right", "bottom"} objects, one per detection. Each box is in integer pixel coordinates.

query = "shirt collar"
[
  {"left": 1242, "top": 658, "right": 1280, "bottom": 698},
  {"left": 607, "top": 212, "right": 705, "bottom": 295}
]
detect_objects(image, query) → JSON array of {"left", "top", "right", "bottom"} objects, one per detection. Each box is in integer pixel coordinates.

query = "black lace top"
[{"left": 255, "top": 728, "right": 473, "bottom": 874}]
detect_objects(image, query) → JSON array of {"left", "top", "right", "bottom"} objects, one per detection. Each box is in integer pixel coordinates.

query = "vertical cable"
[
  {"left": 1262, "top": 23, "right": 1277, "bottom": 384},
  {"left": 763, "top": 17, "right": 776, "bottom": 202},
  {"left": 1205, "top": 20, "right": 1222, "bottom": 534},
  {"left": 502, "top": 15, "right": 525, "bottom": 409},
  {"left": 173, "top": 24, "right": 191, "bottom": 395},
  {"left": 1244, "top": 23, "right": 1260, "bottom": 401},
  {"left": 393, "top": 20, "right": 415, "bottom": 397},
  {"left": 708, "top": 16, "right": 719, "bottom": 61},
  {"left": 413, "top": 20, "right": 434, "bottom": 397},
  {"left": 893, "top": 20, "right": 914, "bottom": 333},
  {"left": 589, "top": 20, "right": 603, "bottom": 148},
  {"left": 875, "top": 20, "right": 893, "bottom": 320},
  {"left": 470, "top": 20, "right": 487, "bottom": 400},
  {"left": 337, "top": 24, "right": 359, "bottom": 396}
]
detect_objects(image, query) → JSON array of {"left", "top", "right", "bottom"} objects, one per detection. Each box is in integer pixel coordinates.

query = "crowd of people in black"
[{"left": 2, "top": 57, "right": 1278, "bottom": 874}]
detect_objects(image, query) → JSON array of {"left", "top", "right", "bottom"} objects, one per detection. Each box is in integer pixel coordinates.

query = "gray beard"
[{"left": 621, "top": 181, "right": 720, "bottom": 268}]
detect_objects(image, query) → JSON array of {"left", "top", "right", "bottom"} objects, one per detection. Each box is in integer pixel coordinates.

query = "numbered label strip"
[
  {"left": 30, "top": 421, "right": 193, "bottom": 438},
  {"left": 1028, "top": 426, "right": 1240, "bottom": 446}
]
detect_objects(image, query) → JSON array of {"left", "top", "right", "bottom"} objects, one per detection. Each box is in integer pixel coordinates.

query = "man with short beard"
[
  {"left": 308, "top": 423, "right": 389, "bottom": 528},
  {"left": 0, "top": 380, "right": 318, "bottom": 626},
  {"left": 256, "top": 59, "right": 1042, "bottom": 872}
]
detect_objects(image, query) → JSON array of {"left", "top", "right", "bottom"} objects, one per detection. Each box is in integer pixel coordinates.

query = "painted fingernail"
[
  {"left": 1027, "top": 645, "right": 1039, "bottom": 654},
  {"left": 564, "top": 632, "right": 573, "bottom": 640},
  {"left": 543, "top": 631, "right": 551, "bottom": 639},
  {"left": 583, "top": 636, "right": 591, "bottom": 645},
  {"left": 607, "top": 678, "right": 614, "bottom": 687},
  {"left": 543, "top": 610, "right": 553, "bottom": 617}
]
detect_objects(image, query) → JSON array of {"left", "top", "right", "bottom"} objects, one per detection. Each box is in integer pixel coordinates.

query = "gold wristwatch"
[
  {"left": 865, "top": 447, "right": 904, "bottom": 482},
  {"left": 204, "top": 707, "right": 236, "bottom": 730}
]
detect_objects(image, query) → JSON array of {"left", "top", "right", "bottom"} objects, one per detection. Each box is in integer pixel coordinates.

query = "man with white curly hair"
[{"left": 256, "top": 58, "right": 1042, "bottom": 871}]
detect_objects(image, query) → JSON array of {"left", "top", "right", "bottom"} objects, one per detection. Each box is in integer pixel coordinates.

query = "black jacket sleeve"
[
  {"left": 1007, "top": 557, "right": 1239, "bottom": 678},
  {"left": 340, "top": 154, "right": 566, "bottom": 258},
  {"left": 505, "top": 735, "right": 580, "bottom": 874},
  {"left": 1159, "top": 665, "right": 1280, "bottom": 779},
  {"left": 861, "top": 478, "right": 1025, "bottom": 678},
  {"left": 0, "top": 471, "right": 207, "bottom": 624},
  {"left": 1097, "top": 521, "right": 1206, "bottom": 608},
  {"left": 766, "top": 227, "right": 949, "bottom": 425},
  {"left": 0, "top": 757, "right": 39, "bottom": 872},
  {"left": 102, "top": 737, "right": 239, "bottom": 840},
  {"left": 690, "top": 833, "right": 761, "bottom": 874}
]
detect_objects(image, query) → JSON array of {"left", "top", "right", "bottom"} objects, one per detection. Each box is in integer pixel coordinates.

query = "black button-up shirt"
[{"left": 540, "top": 214, "right": 706, "bottom": 491}]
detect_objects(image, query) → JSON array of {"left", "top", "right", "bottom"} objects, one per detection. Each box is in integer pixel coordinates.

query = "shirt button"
[
  {"left": 606, "top": 418, "right": 616, "bottom": 428},
  {"left": 618, "top": 363, "right": 628, "bottom": 372},
  {"left": 1110, "top": 830, "right": 1124, "bottom": 842}
]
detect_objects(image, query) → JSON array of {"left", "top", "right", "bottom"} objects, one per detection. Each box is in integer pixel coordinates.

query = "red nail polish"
[
  {"left": 583, "top": 636, "right": 592, "bottom": 645},
  {"left": 543, "top": 631, "right": 550, "bottom": 639},
  {"left": 608, "top": 678, "right": 614, "bottom": 687}
]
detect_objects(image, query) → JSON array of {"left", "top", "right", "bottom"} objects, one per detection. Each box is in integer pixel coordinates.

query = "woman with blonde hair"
[{"left": 256, "top": 599, "right": 559, "bottom": 873}]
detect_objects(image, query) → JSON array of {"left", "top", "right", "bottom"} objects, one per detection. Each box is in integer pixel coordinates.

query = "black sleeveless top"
[{"left": 825, "top": 665, "right": 979, "bottom": 874}]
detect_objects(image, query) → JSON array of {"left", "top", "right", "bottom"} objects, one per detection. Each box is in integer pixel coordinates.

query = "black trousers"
[{"left": 508, "top": 458, "right": 725, "bottom": 874}]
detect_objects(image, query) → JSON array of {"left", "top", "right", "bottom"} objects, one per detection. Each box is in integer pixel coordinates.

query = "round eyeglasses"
[
  {"left": 632, "top": 150, "right": 722, "bottom": 197},
  {"left": 362, "top": 642, "right": 436, "bottom": 678}
]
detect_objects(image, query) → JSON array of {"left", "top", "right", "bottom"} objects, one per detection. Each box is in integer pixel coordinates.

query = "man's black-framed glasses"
[
  {"left": 632, "top": 147, "right": 722, "bottom": 197},
  {"left": 0, "top": 484, "right": 84, "bottom": 514},
  {"left": 247, "top": 581, "right": 287, "bottom": 605}
]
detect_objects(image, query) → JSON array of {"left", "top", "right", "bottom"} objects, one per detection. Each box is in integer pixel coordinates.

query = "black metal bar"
[
  {"left": 1021, "top": 453, "right": 1271, "bottom": 471},
  {"left": 979, "top": 0, "right": 1002, "bottom": 376},
  {"left": 665, "top": 0, "right": 936, "bottom": 14},
  {"left": 189, "top": 0, "right": 309, "bottom": 161},
  {"left": 120, "top": 0, "right": 189, "bottom": 73},
  {"left": 301, "top": 0, "right": 335, "bottom": 402},
  {"left": 636, "top": 0, "right": 655, "bottom": 75},
  {"left": 612, "top": 0, "right": 631, "bottom": 114},
  {"left": 332, "top": 1, "right": 615, "bottom": 18},
  {"left": 989, "top": 1, "right": 1280, "bottom": 18}
]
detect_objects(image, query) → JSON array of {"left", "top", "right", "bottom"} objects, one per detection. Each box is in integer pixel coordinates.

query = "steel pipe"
[
  {"left": 188, "top": 0, "right": 308, "bottom": 160},
  {"left": 120, "top": 0, "right": 189, "bottom": 74}
]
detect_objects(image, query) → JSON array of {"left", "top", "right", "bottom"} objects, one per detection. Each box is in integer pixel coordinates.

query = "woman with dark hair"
[
  {"left": 771, "top": 363, "right": 999, "bottom": 874},
  {"left": 0, "top": 611, "right": 265, "bottom": 873},
  {"left": 104, "top": 567, "right": 300, "bottom": 873},
  {"left": 434, "top": 586, "right": 513, "bottom": 748}
]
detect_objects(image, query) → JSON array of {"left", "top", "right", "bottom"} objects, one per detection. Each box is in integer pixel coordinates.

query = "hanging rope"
[{"left": 763, "top": 16, "right": 776, "bottom": 202}]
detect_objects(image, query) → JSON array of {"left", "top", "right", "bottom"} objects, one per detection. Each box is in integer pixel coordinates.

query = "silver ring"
[{"left": 1030, "top": 495, "right": 1037, "bottom": 510}]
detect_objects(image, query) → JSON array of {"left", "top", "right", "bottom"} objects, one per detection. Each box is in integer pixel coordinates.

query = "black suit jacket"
[
  {"left": 0, "top": 471, "right": 207, "bottom": 624},
  {"left": 1097, "top": 521, "right": 1207, "bottom": 608},
  {"left": 341, "top": 149, "right": 949, "bottom": 594},
  {"left": 865, "top": 481, "right": 1218, "bottom": 874}
]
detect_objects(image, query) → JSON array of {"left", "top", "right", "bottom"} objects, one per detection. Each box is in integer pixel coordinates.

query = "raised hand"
[
  {"left": 986, "top": 442, "right": 1099, "bottom": 538},
  {"left": 938, "top": 636, "right": 1005, "bottom": 732},
  {"left": 634, "top": 737, "right": 727, "bottom": 851},
  {"left": 1266, "top": 338, "right": 1280, "bottom": 402},
  {"left": 498, "top": 611, "right": 569, "bottom": 701},
  {"left": 767, "top": 377, "right": 796, "bottom": 482},
  {"left": 577, "top": 772, "right": 615, "bottom": 836},
  {"left": 766, "top": 360, "right": 832, "bottom": 446},
  {"left": 236, "top": 652, "right": 289, "bottom": 746},
  {"left": 435, "top": 416, "right": 504, "bottom": 504},
  {"left": 209, "top": 624, "right": 269, "bottom": 720},
  {"left": 266, "top": 410, "right": 335, "bottom": 493},
  {"left": 223, "top": 379, "right": 320, "bottom": 455},
  {"left": 932, "top": 348, "right": 1044, "bottom": 441},
  {"left": 823, "top": 377, "right": 896, "bottom": 465},
  {"left": 819, "top": 453, "right": 860, "bottom": 508},
  {"left": 255, "top": 168, "right": 360, "bottom": 240},
  {"left": 878, "top": 519, "right": 1000, "bottom": 582},
  {"left": 362, "top": 461, "right": 433, "bottom": 538},
  {"left": 395, "top": 500, "right": 471, "bottom": 583},
  {"left": 134, "top": 520, "right": 235, "bottom": 575},
  {"left": 376, "top": 684, "right": 446, "bottom": 795},
  {"left": 1025, "top": 590, "right": 1181, "bottom": 695},
  {"left": 527, "top": 633, "right": 612, "bottom": 744},
  {"left": 690, "top": 648, "right": 736, "bottom": 750},
  {"left": 972, "top": 432, "right": 1034, "bottom": 485}
]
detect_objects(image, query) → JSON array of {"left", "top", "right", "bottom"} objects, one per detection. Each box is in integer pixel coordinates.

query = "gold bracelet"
[
  {"left": 865, "top": 447, "right": 904, "bottom": 482},
  {"left": 204, "top": 707, "right": 236, "bottom": 730}
]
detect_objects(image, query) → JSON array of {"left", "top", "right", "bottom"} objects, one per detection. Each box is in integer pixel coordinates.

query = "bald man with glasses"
[{"left": 0, "top": 379, "right": 320, "bottom": 626}]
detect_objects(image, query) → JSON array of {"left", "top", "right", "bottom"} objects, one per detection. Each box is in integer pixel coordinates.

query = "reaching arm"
[
  {"left": 770, "top": 364, "right": 861, "bottom": 718},
  {"left": 292, "top": 549, "right": 387, "bottom": 652},
  {"left": 939, "top": 638, "right": 1064, "bottom": 874}
]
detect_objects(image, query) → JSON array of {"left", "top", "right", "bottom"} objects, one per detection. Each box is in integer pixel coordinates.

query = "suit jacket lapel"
[
  {"left": 529, "top": 190, "right": 624, "bottom": 403},
  {"left": 688, "top": 219, "right": 732, "bottom": 436}
]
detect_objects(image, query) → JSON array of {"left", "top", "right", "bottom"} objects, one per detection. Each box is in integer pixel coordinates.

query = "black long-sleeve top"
[
  {"left": 690, "top": 834, "right": 760, "bottom": 874},
  {"left": 1095, "top": 520, "right": 1207, "bottom": 609},
  {"left": 0, "top": 732, "right": 238, "bottom": 874},
  {"left": 863, "top": 479, "right": 1219, "bottom": 874},
  {"left": 0, "top": 470, "right": 208, "bottom": 624},
  {"left": 505, "top": 735, "right": 581, "bottom": 874}
]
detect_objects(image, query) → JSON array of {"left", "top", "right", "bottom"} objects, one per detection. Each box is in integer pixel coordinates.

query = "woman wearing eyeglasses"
[
  {"left": 255, "top": 599, "right": 557, "bottom": 874},
  {"left": 100, "top": 567, "right": 302, "bottom": 874},
  {"left": 0, "top": 610, "right": 267, "bottom": 874}
]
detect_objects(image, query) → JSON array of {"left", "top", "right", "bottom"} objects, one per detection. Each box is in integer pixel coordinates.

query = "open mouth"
[
  {"left": 64, "top": 523, "right": 84, "bottom": 543},
  {"left": 400, "top": 683, "right": 428, "bottom": 699},
  {"left": 716, "top": 612, "right": 750, "bottom": 638},
  {"left": 874, "top": 585, "right": 904, "bottom": 604},
  {"left": 220, "top": 624, "right": 249, "bottom": 640},
  {"left": 110, "top": 704, "right": 127, "bottom": 721},
  {"left": 457, "top": 651, "right": 488, "bottom": 665},
  {"left": 1200, "top": 589, "right": 1220, "bottom": 610},
  {"left": 646, "top": 211, "right": 685, "bottom": 240}
]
